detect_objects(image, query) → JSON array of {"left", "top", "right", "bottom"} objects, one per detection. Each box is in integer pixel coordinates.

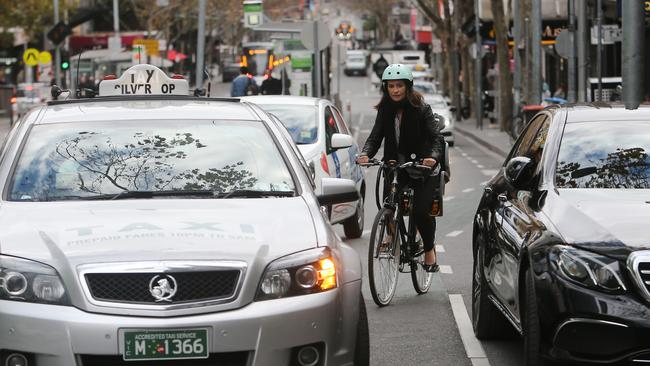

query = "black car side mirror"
[{"left": 504, "top": 156, "right": 534, "bottom": 189}]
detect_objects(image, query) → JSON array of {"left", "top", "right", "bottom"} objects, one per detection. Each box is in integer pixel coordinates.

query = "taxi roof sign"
[{"left": 99, "top": 64, "right": 189, "bottom": 97}]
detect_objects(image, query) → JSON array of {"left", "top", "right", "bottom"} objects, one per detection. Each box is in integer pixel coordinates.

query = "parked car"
[
  {"left": 422, "top": 92, "right": 455, "bottom": 147},
  {"left": 221, "top": 62, "right": 241, "bottom": 82},
  {"left": 241, "top": 95, "right": 366, "bottom": 239},
  {"left": 11, "top": 82, "right": 50, "bottom": 121},
  {"left": 472, "top": 103, "right": 650, "bottom": 365},
  {"left": 0, "top": 64, "right": 369, "bottom": 366}
]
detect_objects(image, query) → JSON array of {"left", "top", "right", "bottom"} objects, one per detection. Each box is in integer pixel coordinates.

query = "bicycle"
[{"left": 358, "top": 158, "right": 440, "bottom": 307}]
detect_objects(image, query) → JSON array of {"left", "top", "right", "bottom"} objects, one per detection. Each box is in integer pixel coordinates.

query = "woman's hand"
[
  {"left": 357, "top": 155, "right": 369, "bottom": 164},
  {"left": 422, "top": 158, "right": 437, "bottom": 167}
]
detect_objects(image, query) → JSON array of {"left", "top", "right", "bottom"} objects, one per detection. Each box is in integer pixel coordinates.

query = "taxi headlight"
[
  {"left": 0, "top": 255, "right": 69, "bottom": 305},
  {"left": 256, "top": 248, "right": 337, "bottom": 301},
  {"left": 550, "top": 246, "right": 626, "bottom": 293}
]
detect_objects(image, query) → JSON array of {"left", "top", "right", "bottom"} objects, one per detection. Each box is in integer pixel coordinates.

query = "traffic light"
[
  {"left": 47, "top": 21, "right": 72, "bottom": 46},
  {"left": 60, "top": 53, "right": 70, "bottom": 71}
]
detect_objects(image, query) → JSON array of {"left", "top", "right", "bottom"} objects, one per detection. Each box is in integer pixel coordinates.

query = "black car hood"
[{"left": 543, "top": 189, "right": 650, "bottom": 258}]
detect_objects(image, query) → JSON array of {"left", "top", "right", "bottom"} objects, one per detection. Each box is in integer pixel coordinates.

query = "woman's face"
[{"left": 386, "top": 80, "right": 407, "bottom": 102}]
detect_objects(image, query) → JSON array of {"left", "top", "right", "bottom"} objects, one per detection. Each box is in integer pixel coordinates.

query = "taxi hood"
[{"left": 0, "top": 198, "right": 318, "bottom": 269}]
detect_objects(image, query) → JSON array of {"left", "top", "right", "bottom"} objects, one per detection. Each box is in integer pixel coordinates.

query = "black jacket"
[{"left": 361, "top": 103, "right": 445, "bottom": 162}]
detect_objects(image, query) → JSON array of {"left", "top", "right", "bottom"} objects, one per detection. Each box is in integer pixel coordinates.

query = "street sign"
[
  {"left": 590, "top": 25, "right": 622, "bottom": 45},
  {"left": 133, "top": 39, "right": 160, "bottom": 57},
  {"left": 23, "top": 48, "right": 40, "bottom": 66},
  {"left": 38, "top": 51, "right": 52, "bottom": 64},
  {"left": 243, "top": 0, "right": 263, "bottom": 28},
  {"left": 300, "top": 21, "right": 331, "bottom": 51}
]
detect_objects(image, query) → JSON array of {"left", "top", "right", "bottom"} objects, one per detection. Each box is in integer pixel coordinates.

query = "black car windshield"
[
  {"left": 556, "top": 121, "right": 650, "bottom": 189},
  {"left": 257, "top": 105, "right": 318, "bottom": 145},
  {"left": 8, "top": 120, "right": 296, "bottom": 201}
]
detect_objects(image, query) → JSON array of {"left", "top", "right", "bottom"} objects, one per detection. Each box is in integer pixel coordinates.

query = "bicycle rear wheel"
[
  {"left": 368, "top": 207, "right": 400, "bottom": 306},
  {"left": 410, "top": 230, "right": 433, "bottom": 294}
]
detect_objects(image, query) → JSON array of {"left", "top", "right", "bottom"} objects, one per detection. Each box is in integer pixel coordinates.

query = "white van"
[{"left": 344, "top": 50, "right": 369, "bottom": 76}]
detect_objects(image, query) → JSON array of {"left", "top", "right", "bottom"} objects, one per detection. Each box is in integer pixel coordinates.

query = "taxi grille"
[{"left": 85, "top": 270, "right": 240, "bottom": 304}]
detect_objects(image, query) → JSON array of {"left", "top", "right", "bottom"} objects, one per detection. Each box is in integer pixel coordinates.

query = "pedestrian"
[
  {"left": 260, "top": 69, "right": 283, "bottom": 95},
  {"left": 356, "top": 64, "right": 446, "bottom": 272},
  {"left": 553, "top": 83, "right": 566, "bottom": 99},
  {"left": 230, "top": 67, "right": 258, "bottom": 97}
]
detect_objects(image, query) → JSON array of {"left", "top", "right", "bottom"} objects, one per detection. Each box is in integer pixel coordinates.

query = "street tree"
[
  {"left": 490, "top": 0, "right": 513, "bottom": 131},
  {"left": 0, "top": 0, "right": 78, "bottom": 43}
]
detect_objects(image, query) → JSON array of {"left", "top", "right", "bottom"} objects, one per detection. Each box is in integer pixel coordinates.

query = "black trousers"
[{"left": 383, "top": 170, "right": 437, "bottom": 252}]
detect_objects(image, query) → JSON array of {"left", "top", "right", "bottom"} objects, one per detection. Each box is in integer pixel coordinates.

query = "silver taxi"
[{"left": 0, "top": 65, "right": 368, "bottom": 366}]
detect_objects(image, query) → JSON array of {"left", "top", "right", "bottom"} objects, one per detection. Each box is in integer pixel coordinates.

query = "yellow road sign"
[
  {"left": 23, "top": 48, "right": 40, "bottom": 66},
  {"left": 38, "top": 51, "right": 52, "bottom": 64},
  {"left": 133, "top": 39, "right": 160, "bottom": 57}
]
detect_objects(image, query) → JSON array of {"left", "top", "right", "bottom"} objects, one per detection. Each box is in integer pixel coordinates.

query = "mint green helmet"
[{"left": 381, "top": 64, "right": 413, "bottom": 82}]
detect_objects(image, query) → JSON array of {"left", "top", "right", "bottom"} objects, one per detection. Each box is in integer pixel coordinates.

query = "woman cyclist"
[{"left": 356, "top": 64, "right": 445, "bottom": 272}]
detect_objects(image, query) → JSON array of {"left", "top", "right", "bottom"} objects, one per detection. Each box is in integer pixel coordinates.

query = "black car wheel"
[
  {"left": 354, "top": 293, "right": 370, "bottom": 366},
  {"left": 523, "top": 268, "right": 542, "bottom": 366},
  {"left": 472, "top": 235, "right": 511, "bottom": 339},
  {"left": 343, "top": 193, "right": 364, "bottom": 239}
]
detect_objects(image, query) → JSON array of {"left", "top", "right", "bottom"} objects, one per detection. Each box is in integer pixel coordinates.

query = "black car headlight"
[
  {"left": 255, "top": 248, "right": 337, "bottom": 301},
  {"left": 0, "top": 255, "right": 70, "bottom": 305},
  {"left": 550, "top": 246, "right": 626, "bottom": 293}
]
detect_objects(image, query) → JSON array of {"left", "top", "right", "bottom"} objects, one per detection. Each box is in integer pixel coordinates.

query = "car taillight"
[{"left": 320, "top": 152, "right": 329, "bottom": 174}]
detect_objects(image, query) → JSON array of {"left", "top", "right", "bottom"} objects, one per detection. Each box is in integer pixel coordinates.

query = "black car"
[{"left": 472, "top": 104, "right": 650, "bottom": 365}]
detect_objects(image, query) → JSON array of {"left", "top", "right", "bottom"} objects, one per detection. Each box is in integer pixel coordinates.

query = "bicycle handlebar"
[{"left": 357, "top": 158, "right": 436, "bottom": 172}]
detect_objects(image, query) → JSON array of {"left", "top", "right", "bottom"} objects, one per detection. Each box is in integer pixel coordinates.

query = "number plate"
[{"left": 122, "top": 328, "right": 209, "bottom": 361}]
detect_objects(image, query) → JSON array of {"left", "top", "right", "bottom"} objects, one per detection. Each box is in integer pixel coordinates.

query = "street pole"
[
  {"left": 567, "top": 0, "right": 576, "bottom": 102},
  {"left": 577, "top": 0, "right": 587, "bottom": 102},
  {"left": 337, "top": 40, "right": 341, "bottom": 100},
  {"left": 313, "top": 20, "right": 321, "bottom": 98},
  {"left": 531, "top": 0, "right": 541, "bottom": 104},
  {"left": 513, "top": 0, "right": 521, "bottom": 114},
  {"left": 622, "top": 0, "right": 645, "bottom": 109},
  {"left": 54, "top": 0, "right": 61, "bottom": 87},
  {"left": 596, "top": 0, "right": 602, "bottom": 101},
  {"left": 196, "top": 0, "right": 206, "bottom": 91},
  {"left": 474, "top": 0, "right": 482, "bottom": 129}
]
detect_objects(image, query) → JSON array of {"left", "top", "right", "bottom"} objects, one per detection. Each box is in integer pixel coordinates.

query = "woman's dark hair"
[{"left": 374, "top": 80, "right": 424, "bottom": 110}]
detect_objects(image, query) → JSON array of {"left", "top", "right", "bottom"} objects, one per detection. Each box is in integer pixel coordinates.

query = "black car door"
[{"left": 490, "top": 114, "right": 550, "bottom": 319}]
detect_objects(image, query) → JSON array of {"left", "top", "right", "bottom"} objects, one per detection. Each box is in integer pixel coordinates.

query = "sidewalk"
[
  {"left": 0, "top": 117, "right": 11, "bottom": 140},
  {"left": 453, "top": 118, "right": 513, "bottom": 159}
]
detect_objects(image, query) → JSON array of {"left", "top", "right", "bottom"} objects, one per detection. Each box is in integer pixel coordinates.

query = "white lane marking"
[
  {"left": 481, "top": 169, "right": 499, "bottom": 177},
  {"left": 477, "top": 164, "right": 484, "bottom": 168},
  {"left": 449, "top": 294, "right": 491, "bottom": 364},
  {"left": 446, "top": 230, "right": 463, "bottom": 237},
  {"left": 462, "top": 188, "right": 475, "bottom": 193},
  {"left": 362, "top": 229, "right": 371, "bottom": 236},
  {"left": 461, "top": 153, "right": 468, "bottom": 157},
  {"left": 435, "top": 244, "right": 445, "bottom": 253},
  {"left": 470, "top": 159, "right": 478, "bottom": 164},
  {"left": 443, "top": 196, "right": 455, "bottom": 202},
  {"left": 439, "top": 265, "right": 453, "bottom": 274}
]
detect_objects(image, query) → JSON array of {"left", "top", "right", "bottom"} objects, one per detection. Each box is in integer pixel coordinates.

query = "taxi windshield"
[
  {"left": 8, "top": 120, "right": 296, "bottom": 201},
  {"left": 556, "top": 121, "right": 650, "bottom": 189},
  {"left": 255, "top": 105, "right": 318, "bottom": 145}
]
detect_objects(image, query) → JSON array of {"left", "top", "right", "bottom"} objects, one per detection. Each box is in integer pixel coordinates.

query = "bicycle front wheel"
[
  {"left": 368, "top": 207, "right": 400, "bottom": 307},
  {"left": 410, "top": 230, "right": 433, "bottom": 294}
]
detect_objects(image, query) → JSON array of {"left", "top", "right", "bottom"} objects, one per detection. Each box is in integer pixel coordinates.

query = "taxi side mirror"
[
  {"left": 317, "top": 178, "right": 359, "bottom": 206},
  {"left": 330, "top": 133, "right": 353, "bottom": 150}
]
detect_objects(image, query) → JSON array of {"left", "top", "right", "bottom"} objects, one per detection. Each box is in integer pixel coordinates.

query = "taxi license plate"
[{"left": 122, "top": 328, "right": 209, "bottom": 361}]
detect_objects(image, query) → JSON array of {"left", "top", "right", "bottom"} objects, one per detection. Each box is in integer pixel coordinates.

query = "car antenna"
[
  {"left": 205, "top": 67, "right": 211, "bottom": 97},
  {"left": 75, "top": 50, "right": 83, "bottom": 99}
]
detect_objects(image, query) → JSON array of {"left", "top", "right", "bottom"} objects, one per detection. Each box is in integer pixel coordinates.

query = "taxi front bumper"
[{"left": 0, "top": 282, "right": 361, "bottom": 366}]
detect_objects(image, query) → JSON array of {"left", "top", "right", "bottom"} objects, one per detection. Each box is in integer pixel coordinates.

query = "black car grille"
[
  {"left": 637, "top": 262, "right": 650, "bottom": 293},
  {"left": 79, "top": 352, "right": 249, "bottom": 366},
  {"left": 85, "top": 270, "right": 240, "bottom": 304}
]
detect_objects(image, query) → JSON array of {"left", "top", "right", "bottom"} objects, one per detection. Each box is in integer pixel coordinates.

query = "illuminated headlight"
[
  {"left": 0, "top": 255, "right": 69, "bottom": 305},
  {"left": 550, "top": 246, "right": 626, "bottom": 293},
  {"left": 256, "top": 248, "right": 337, "bottom": 301}
]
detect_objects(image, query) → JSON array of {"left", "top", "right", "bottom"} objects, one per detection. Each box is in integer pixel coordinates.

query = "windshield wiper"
[
  {"left": 216, "top": 190, "right": 295, "bottom": 199},
  {"left": 80, "top": 190, "right": 217, "bottom": 200}
]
